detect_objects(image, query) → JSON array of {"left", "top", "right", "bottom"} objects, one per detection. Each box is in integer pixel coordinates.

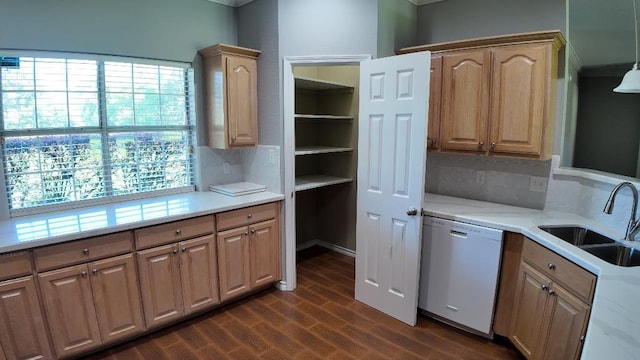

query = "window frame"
[{"left": 0, "top": 50, "right": 197, "bottom": 217}]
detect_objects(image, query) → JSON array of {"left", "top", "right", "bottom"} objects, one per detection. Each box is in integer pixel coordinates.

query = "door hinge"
[{"left": 421, "top": 208, "right": 426, "bottom": 217}]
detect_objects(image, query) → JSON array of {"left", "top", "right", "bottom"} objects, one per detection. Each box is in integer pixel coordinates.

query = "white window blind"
[{"left": 0, "top": 54, "right": 195, "bottom": 216}]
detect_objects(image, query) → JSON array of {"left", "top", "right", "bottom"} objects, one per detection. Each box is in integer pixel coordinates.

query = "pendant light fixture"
[{"left": 614, "top": 0, "right": 640, "bottom": 92}]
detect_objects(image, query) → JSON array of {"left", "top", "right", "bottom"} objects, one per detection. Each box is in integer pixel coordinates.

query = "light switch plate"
[{"left": 529, "top": 176, "right": 547, "bottom": 192}]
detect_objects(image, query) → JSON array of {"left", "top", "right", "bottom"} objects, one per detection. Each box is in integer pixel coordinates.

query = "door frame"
[{"left": 280, "top": 54, "right": 371, "bottom": 291}]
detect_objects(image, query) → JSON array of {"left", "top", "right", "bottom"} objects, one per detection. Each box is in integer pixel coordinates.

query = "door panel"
[
  {"left": 441, "top": 50, "right": 490, "bottom": 151},
  {"left": 249, "top": 219, "right": 280, "bottom": 288},
  {"left": 0, "top": 276, "right": 53, "bottom": 360},
  {"left": 137, "top": 244, "right": 183, "bottom": 329},
  {"left": 356, "top": 52, "right": 430, "bottom": 325},
  {"left": 226, "top": 55, "right": 258, "bottom": 147},
  {"left": 217, "top": 227, "right": 251, "bottom": 301},
  {"left": 490, "top": 45, "right": 546, "bottom": 155},
  {"left": 39, "top": 264, "right": 101, "bottom": 358},
  {"left": 90, "top": 254, "right": 144, "bottom": 344},
  {"left": 179, "top": 235, "right": 220, "bottom": 314}
]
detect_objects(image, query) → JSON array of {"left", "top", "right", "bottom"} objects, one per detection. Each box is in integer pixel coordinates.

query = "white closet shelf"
[
  {"left": 295, "top": 77, "right": 354, "bottom": 91},
  {"left": 295, "top": 114, "right": 354, "bottom": 121},
  {"left": 295, "top": 146, "right": 353, "bottom": 155},
  {"left": 295, "top": 175, "right": 353, "bottom": 192}
]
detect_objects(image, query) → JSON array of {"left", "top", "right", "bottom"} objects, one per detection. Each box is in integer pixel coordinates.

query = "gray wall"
[
  {"left": 238, "top": 0, "right": 281, "bottom": 147},
  {"left": 278, "top": 0, "right": 378, "bottom": 57},
  {"left": 417, "top": 0, "right": 565, "bottom": 44},
  {"left": 573, "top": 76, "right": 640, "bottom": 177},
  {"left": 0, "top": 0, "right": 236, "bottom": 63},
  {"left": 377, "top": 0, "right": 417, "bottom": 58}
]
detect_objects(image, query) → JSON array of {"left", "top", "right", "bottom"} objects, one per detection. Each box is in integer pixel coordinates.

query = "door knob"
[{"left": 406, "top": 207, "right": 418, "bottom": 216}]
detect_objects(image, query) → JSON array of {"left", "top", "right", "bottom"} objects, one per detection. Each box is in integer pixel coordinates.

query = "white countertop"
[
  {"left": 0, "top": 191, "right": 284, "bottom": 253},
  {"left": 424, "top": 193, "right": 640, "bottom": 360}
]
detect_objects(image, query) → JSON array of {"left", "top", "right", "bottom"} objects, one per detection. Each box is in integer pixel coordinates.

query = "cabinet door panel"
[
  {"left": 137, "top": 244, "right": 183, "bottom": 329},
  {"left": 249, "top": 219, "right": 280, "bottom": 288},
  {"left": 509, "top": 262, "right": 549, "bottom": 358},
  {"left": 90, "top": 254, "right": 144, "bottom": 344},
  {"left": 0, "top": 276, "right": 53, "bottom": 360},
  {"left": 225, "top": 55, "right": 258, "bottom": 147},
  {"left": 217, "top": 227, "right": 251, "bottom": 301},
  {"left": 39, "top": 264, "right": 101, "bottom": 358},
  {"left": 490, "top": 45, "right": 547, "bottom": 156},
  {"left": 538, "top": 285, "right": 590, "bottom": 360},
  {"left": 428, "top": 55, "right": 443, "bottom": 150},
  {"left": 441, "top": 50, "right": 490, "bottom": 151},
  {"left": 179, "top": 235, "right": 220, "bottom": 314}
]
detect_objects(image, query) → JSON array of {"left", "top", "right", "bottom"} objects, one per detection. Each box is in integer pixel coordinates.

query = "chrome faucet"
[{"left": 603, "top": 181, "right": 640, "bottom": 241}]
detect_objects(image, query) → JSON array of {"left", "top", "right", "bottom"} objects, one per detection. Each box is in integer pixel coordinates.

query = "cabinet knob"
[
  {"left": 81, "top": 271, "right": 87, "bottom": 278},
  {"left": 92, "top": 269, "right": 98, "bottom": 275},
  {"left": 172, "top": 249, "right": 178, "bottom": 254},
  {"left": 251, "top": 229, "right": 256, "bottom": 234},
  {"left": 244, "top": 232, "right": 248, "bottom": 236},
  {"left": 490, "top": 142, "right": 496, "bottom": 150},
  {"left": 580, "top": 335, "right": 585, "bottom": 342},
  {"left": 182, "top": 247, "right": 187, "bottom": 253},
  {"left": 541, "top": 284, "right": 549, "bottom": 291},
  {"left": 478, "top": 141, "right": 484, "bottom": 149},
  {"left": 547, "top": 263, "right": 556, "bottom": 270},
  {"left": 175, "top": 229, "right": 182, "bottom": 235},
  {"left": 247, "top": 214, "right": 253, "bottom": 219},
  {"left": 547, "top": 289, "right": 556, "bottom": 296},
  {"left": 82, "top": 248, "right": 89, "bottom": 255}
]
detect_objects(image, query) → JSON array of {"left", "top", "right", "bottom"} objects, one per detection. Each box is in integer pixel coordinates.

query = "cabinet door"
[
  {"left": 217, "top": 226, "right": 251, "bottom": 301},
  {"left": 489, "top": 45, "right": 547, "bottom": 156},
  {"left": 249, "top": 219, "right": 280, "bottom": 288},
  {"left": 39, "top": 264, "right": 101, "bottom": 358},
  {"left": 179, "top": 235, "right": 220, "bottom": 315},
  {"left": 538, "top": 285, "right": 590, "bottom": 360},
  {"left": 0, "top": 276, "right": 53, "bottom": 360},
  {"left": 137, "top": 244, "right": 183, "bottom": 329},
  {"left": 441, "top": 49, "right": 491, "bottom": 152},
  {"left": 90, "top": 254, "right": 144, "bottom": 344},
  {"left": 509, "top": 262, "right": 550, "bottom": 358},
  {"left": 225, "top": 55, "right": 258, "bottom": 147},
  {"left": 428, "top": 55, "right": 443, "bottom": 150}
]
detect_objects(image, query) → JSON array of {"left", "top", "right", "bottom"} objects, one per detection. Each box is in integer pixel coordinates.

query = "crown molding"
[{"left": 210, "top": 0, "right": 445, "bottom": 7}]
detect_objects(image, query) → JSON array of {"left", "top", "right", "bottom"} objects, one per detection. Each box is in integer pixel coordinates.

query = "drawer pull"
[
  {"left": 92, "top": 269, "right": 98, "bottom": 275},
  {"left": 182, "top": 247, "right": 187, "bottom": 253},
  {"left": 82, "top": 248, "right": 89, "bottom": 255},
  {"left": 251, "top": 229, "right": 256, "bottom": 234},
  {"left": 172, "top": 249, "right": 178, "bottom": 255},
  {"left": 81, "top": 271, "right": 87, "bottom": 278},
  {"left": 175, "top": 229, "right": 182, "bottom": 235},
  {"left": 248, "top": 214, "right": 253, "bottom": 219},
  {"left": 547, "top": 263, "right": 556, "bottom": 270}
]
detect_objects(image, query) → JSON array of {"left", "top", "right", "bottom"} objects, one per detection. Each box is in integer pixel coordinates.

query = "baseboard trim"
[{"left": 296, "top": 239, "right": 356, "bottom": 258}]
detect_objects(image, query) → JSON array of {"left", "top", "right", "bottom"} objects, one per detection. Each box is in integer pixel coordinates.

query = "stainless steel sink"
[
  {"left": 580, "top": 244, "right": 640, "bottom": 267},
  {"left": 538, "top": 226, "right": 616, "bottom": 246}
]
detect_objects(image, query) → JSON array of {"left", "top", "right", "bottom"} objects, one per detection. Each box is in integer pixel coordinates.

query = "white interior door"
[{"left": 355, "top": 51, "right": 430, "bottom": 326}]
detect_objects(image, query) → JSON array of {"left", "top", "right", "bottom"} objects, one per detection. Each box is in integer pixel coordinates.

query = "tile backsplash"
[
  {"left": 197, "top": 145, "right": 281, "bottom": 194},
  {"left": 425, "top": 152, "right": 551, "bottom": 209}
]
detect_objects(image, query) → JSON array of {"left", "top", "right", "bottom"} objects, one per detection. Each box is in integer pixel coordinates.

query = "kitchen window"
[{"left": 0, "top": 53, "right": 196, "bottom": 216}]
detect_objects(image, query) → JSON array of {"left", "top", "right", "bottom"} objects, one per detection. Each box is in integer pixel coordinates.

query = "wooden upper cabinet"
[
  {"left": 428, "top": 55, "right": 443, "bottom": 150},
  {"left": 198, "top": 44, "right": 261, "bottom": 149},
  {"left": 0, "top": 276, "right": 53, "bottom": 360},
  {"left": 440, "top": 50, "right": 491, "bottom": 152},
  {"left": 490, "top": 45, "right": 549, "bottom": 156}
]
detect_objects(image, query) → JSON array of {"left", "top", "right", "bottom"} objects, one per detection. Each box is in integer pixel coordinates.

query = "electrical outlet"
[
  {"left": 476, "top": 170, "right": 485, "bottom": 185},
  {"left": 223, "top": 162, "right": 230, "bottom": 175},
  {"left": 268, "top": 149, "right": 275, "bottom": 164},
  {"left": 529, "top": 176, "right": 547, "bottom": 192}
]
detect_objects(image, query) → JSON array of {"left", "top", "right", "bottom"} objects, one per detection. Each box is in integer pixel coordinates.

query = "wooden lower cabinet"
[
  {"left": 509, "top": 257, "right": 591, "bottom": 360},
  {"left": 39, "top": 254, "right": 144, "bottom": 358},
  {"left": 217, "top": 227, "right": 252, "bottom": 301},
  {"left": 0, "top": 276, "right": 53, "bottom": 360},
  {"left": 250, "top": 219, "right": 280, "bottom": 288},
  {"left": 137, "top": 235, "right": 220, "bottom": 328}
]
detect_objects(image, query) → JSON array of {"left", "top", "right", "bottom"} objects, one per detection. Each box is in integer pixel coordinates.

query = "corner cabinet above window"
[{"left": 198, "top": 44, "right": 261, "bottom": 149}]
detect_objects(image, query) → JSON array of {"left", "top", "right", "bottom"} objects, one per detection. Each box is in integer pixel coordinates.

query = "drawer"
[
  {"left": 522, "top": 239, "right": 596, "bottom": 302},
  {"left": 34, "top": 232, "right": 133, "bottom": 271},
  {"left": 217, "top": 202, "right": 278, "bottom": 231},
  {"left": 135, "top": 215, "right": 214, "bottom": 250},
  {"left": 0, "top": 251, "right": 32, "bottom": 281}
]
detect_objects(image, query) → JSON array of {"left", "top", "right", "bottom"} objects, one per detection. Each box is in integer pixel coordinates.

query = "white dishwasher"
[{"left": 419, "top": 216, "right": 503, "bottom": 337}]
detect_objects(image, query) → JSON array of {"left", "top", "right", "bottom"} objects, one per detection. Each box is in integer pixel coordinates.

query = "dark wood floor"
[{"left": 87, "top": 247, "right": 522, "bottom": 360}]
